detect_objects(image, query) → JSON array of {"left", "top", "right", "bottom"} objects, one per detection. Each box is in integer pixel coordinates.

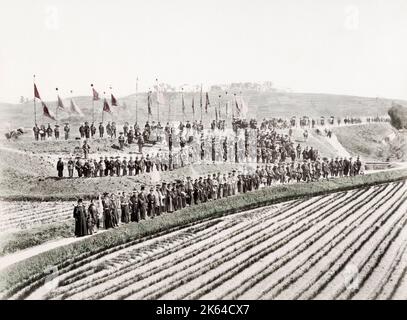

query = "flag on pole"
[
  {"left": 42, "top": 101, "right": 56, "bottom": 120},
  {"left": 182, "top": 92, "right": 185, "bottom": 115},
  {"left": 200, "top": 86, "right": 203, "bottom": 112},
  {"left": 191, "top": 96, "right": 195, "bottom": 115},
  {"left": 57, "top": 95, "right": 65, "bottom": 110},
  {"left": 103, "top": 98, "right": 111, "bottom": 113},
  {"left": 205, "top": 92, "right": 210, "bottom": 113},
  {"left": 34, "top": 84, "right": 41, "bottom": 100},
  {"left": 70, "top": 99, "right": 84, "bottom": 116},
  {"left": 92, "top": 87, "right": 100, "bottom": 101},
  {"left": 157, "top": 86, "right": 165, "bottom": 106},
  {"left": 239, "top": 95, "right": 248, "bottom": 118},
  {"left": 111, "top": 94, "right": 118, "bottom": 106},
  {"left": 235, "top": 99, "right": 241, "bottom": 114},
  {"left": 147, "top": 91, "right": 152, "bottom": 115}
]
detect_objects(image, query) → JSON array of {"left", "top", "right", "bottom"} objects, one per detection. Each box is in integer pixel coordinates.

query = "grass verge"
[
  {"left": 1, "top": 169, "right": 406, "bottom": 298},
  {"left": 0, "top": 222, "right": 74, "bottom": 257}
]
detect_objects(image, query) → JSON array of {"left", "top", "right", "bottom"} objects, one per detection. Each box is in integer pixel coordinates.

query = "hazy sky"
[{"left": 0, "top": 0, "right": 406, "bottom": 102}]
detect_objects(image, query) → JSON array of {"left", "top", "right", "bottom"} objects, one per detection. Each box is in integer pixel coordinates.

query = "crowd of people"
[{"left": 73, "top": 155, "right": 364, "bottom": 237}]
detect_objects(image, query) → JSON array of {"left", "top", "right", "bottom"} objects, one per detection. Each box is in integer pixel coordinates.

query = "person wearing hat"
[
  {"left": 56, "top": 157, "right": 64, "bottom": 178},
  {"left": 356, "top": 156, "right": 362, "bottom": 175},
  {"left": 120, "top": 192, "right": 130, "bottom": 224},
  {"left": 147, "top": 187, "right": 156, "bottom": 218},
  {"left": 118, "top": 132, "right": 125, "bottom": 150},
  {"left": 67, "top": 157, "right": 74, "bottom": 178},
  {"left": 84, "top": 122, "right": 90, "bottom": 139},
  {"left": 82, "top": 140, "right": 90, "bottom": 159},
  {"left": 122, "top": 157, "right": 128, "bottom": 176},
  {"left": 138, "top": 185, "right": 147, "bottom": 220},
  {"left": 98, "top": 157, "right": 105, "bottom": 177},
  {"left": 155, "top": 184, "right": 164, "bottom": 215},
  {"left": 129, "top": 189, "right": 139, "bottom": 222},
  {"left": 109, "top": 156, "right": 114, "bottom": 176},
  {"left": 104, "top": 156, "right": 109, "bottom": 176},
  {"left": 111, "top": 122, "right": 117, "bottom": 139},
  {"left": 64, "top": 123, "right": 70, "bottom": 140},
  {"left": 46, "top": 123, "right": 53, "bottom": 139},
  {"left": 128, "top": 156, "right": 135, "bottom": 176},
  {"left": 87, "top": 198, "right": 99, "bottom": 234},
  {"left": 114, "top": 156, "right": 121, "bottom": 176},
  {"left": 54, "top": 124, "right": 60, "bottom": 140},
  {"left": 145, "top": 154, "right": 153, "bottom": 173},
  {"left": 73, "top": 199, "right": 88, "bottom": 237},
  {"left": 98, "top": 122, "right": 105, "bottom": 138},
  {"left": 75, "top": 157, "right": 83, "bottom": 178},
  {"left": 185, "top": 177, "right": 193, "bottom": 206}
]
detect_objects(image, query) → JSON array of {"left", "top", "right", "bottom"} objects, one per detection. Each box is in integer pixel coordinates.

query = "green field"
[{"left": 1, "top": 168, "right": 406, "bottom": 299}]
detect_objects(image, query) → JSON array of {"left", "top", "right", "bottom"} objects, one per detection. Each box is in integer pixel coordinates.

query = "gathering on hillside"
[
  {"left": 69, "top": 116, "right": 365, "bottom": 237},
  {"left": 73, "top": 153, "right": 364, "bottom": 237}
]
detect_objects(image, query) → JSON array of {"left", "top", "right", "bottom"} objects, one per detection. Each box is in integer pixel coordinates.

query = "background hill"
[{"left": 1, "top": 90, "right": 404, "bottom": 134}]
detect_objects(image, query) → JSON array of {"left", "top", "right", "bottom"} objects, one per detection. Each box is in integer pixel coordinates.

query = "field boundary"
[{"left": 1, "top": 169, "right": 407, "bottom": 298}]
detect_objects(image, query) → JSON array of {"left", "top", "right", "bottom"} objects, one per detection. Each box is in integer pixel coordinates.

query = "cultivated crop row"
[{"left": 4, "top": 181, "right": 407, "bottom": 300}]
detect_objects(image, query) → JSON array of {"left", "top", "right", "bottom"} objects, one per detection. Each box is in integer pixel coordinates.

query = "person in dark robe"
[
  {"left": 56, "top": 158, "right": 64, "bottom": 178},
  {"left": 129, "top": 190, "right": 139, "bottom": 222},
  {"left": 147, "top": 188, "right": 156, "bottom": 218},
  {"left": 73, "top": 199, "right": 88, "bottom": 237},
  {"left": 120, "top": 192, "right": 130, "bottom": 223},
  {"left": 166, "top": 185, "right": 175, "bottom": 213},
  {"left": 102, "top": 194, "right": 115, "bottom": 229},
  {"left": 87, "top": 199, "right": 98, "bottom": 234},
  {"left": 138, "top": 186, "right": 147, "bottom": 220}
]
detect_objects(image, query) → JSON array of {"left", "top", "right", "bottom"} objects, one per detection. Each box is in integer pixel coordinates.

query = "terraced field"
[
  {"left": 4, "top": 180, "right": 406, "bottom": 300},
  {"left": 0, "top": 201, "right": 75, "bottom": 233}
]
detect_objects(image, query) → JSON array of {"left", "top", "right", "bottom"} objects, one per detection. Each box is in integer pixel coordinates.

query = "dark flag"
[
  {"left": 57, "top": 95, "right": 65, "bottom": 110},
  {"left": 34, "top": 84, "right": 41, "bottom": 100},
  {"left": 103, "top": 98, "right": 111, "bottom": 113},
  {"left": 191, "top": 96, "right": 195, "bottom": 115},
  {"left": 205, "top": 92, "right": 210, "bottom": 113},
  {"left": 111, "top": 94, "right": 118, "bottom": 106},
  {"left": 147, "top": 91, "right": 152, "bottom": 115},
  {"left": 42, "top": 101, "right": 56, "bottom": 120},
  {"left": 92, "top": 87, "right": 100, "bottom": 101}
]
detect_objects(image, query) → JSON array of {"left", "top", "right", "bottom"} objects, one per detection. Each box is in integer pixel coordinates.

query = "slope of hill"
[
  {"left": 334, "top": 123, "right": 407, "bottom": 162},
  {"left": 0, "top": 91, "right": 403, "bottom": 134}
]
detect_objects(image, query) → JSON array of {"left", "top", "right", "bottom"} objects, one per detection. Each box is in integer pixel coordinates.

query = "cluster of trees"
[{"left": 388, "top": 103, "right": 407, "bottom": 130}]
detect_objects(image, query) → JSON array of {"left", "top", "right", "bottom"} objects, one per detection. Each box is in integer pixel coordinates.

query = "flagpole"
[
  {"left": 225, "top": 91, "right": 228, "bottom": 122},
  {"left": 55, "top": 88, "right": 59, "bottom": 122},
  {"left": 233, "top": 93, "right": 236, "bottom": 119},
  {"left": 200, "top": 84, "right": 203, "bottom": 123},
  {"left": 182, "top": 87, "right": 185, "bottom": 123},
  {"left": 102, "top": 92, "right": 105, "bottom": 123},
  {"left": 148, "top": 89, "right": 151, "bottom": 123},
  {"left": 69, "top": 90, "right": 72, "bottom": 123},
  {"left": 217, "top": 95, "right": 221, "bottom": 123},
  {"left": 91, "top": 84, "right": 96, "bottom": 123},
  {"left": 33, "top": 75, "right": 37, "bottom": 125},
  {"left": 136, "top": 77, "right": 138, "bottom": 124},
  {"left": 192, "top": 91, "right": 195, "bottom": 122},
  {"left": 156, "top": 78, "right": 160, "bottom": 123}
]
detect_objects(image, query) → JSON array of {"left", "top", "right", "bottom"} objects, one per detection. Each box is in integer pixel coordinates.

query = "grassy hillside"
[{"left": 334, "top": 123, "right": 407, "bottom": 162}]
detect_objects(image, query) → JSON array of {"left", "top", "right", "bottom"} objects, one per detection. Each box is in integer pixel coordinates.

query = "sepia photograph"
[{"left": 0, "top": 0, "right": 407, "bottom": 308}]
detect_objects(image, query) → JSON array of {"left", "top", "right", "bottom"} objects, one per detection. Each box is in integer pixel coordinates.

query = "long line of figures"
[
  {"left": 73, "top": 157, "right": 364, "bottom": 237},
  {"left": 34, "top": 115, "right": 390, "bottom": 142}
]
